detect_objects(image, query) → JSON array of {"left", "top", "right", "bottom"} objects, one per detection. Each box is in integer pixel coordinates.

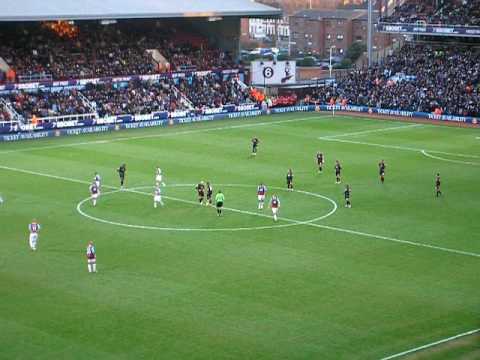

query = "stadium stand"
[
  {"left": 0, "top": 22, "right": 236, "bottom": 83},
  {"left": 5, "top": 89, "right": 90, "bottom": 118},
  {"left": 178, "top": 74, "right": 253, "bottom": 109},
  {"left": 81, "top": 79, "right": 184, "bottom": 117},
  {"left": 381, "top": 0, "right": 480, "bottom": 26},
  {"left": 0, "top": 75, "right": 255, "bottom": 120},
  {"left": 0, "top": 102, "right": 10, "bottom": 122},
  {"left": 304, "top": 43, "right": 480, "bottom": 117}
]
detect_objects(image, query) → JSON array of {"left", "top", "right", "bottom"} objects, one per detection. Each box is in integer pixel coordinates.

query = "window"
[
  {"left": 326, "top": 34, "right": 331, "bottom": 39},
  {"left": 337, "top": 34, "right": 344, "bottom": 40}
]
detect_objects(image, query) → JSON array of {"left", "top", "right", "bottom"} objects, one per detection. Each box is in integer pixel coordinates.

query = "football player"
[
  {"left": 90, "top": 181, "right": 99, "bottom": 207},
  {"left": 379, "top": 160, "right": 386, "bottom": 184},
  {"left": 435, "top": 173, "right": 442, "bottom": 197},
  {"left": 28, "top": 219, "right": 41, "bottom": 251},
  {"left": 316, "top": 152, "right": 324, "bottom": 173},
  {"left": 257, "top": 183, "right": 267, "bottom": 209},
  {"left": 251, "top": 137, "right": 259, "bottom": 156},
  {"left": 154, "top": 186, "right": 164, "bottom": 208},
  {"left": 117, "top": 164, "right": 126, "bottom": 188},
  {"left": 86, "top": 241, "right": 97, "bottom": 273},
  {"left": 270, "top": 195, "right": 281, "bottom": 221},
  {"left": 155, "top": 167, "right": 166, "bottom": 187},
  {"left": 196, "top": 181, "right": 206, "bottom": 204},
  {"left": 206, "top": 182, "right": 214, "bottom": 205},
  {"left": 335, "top": 160, "right": 342, "bottom": 184}
]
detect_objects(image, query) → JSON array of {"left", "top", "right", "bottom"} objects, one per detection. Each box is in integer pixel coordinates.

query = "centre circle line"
[{"left": 76, "top": 183, "right": 338, "bottom": 232}]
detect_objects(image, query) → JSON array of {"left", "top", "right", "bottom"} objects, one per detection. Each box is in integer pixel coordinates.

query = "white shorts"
[
  {"left": 272, "top": 207, "right": 279, "bottom": 215},
  {"left": 29, "top": 233, "right": 38, "bottom": 247},
  {"left": 87, "top": 258, "right": 96, "bottom": 264},
  {"left": 258, "top": 195, "right": 265, "bottom": 201},
  {"left": 91, "top": 193, "right": 98, "bottom": 200},
  {"left": 154, "top": 195, "right": 162, "bottom": 202},
  {"left": 156, "top": 175, "right": 162, "bottom": 183}
]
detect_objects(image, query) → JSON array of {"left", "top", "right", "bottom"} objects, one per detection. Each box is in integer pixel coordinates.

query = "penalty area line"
[
  {"left": 1, "top": 164, "right": 479, "bottom": 258},
  {"left": 421, "top": 150, "right": 480, "bottom": 166},
  {"left": 379, "top": 328, "right": 480, "bottom": 360},
  {"left": 318, "top": 137, "right": 480, "bottom": 159},
  {"left": 320, "top": 123, "right": 422, "bottom": 139}
]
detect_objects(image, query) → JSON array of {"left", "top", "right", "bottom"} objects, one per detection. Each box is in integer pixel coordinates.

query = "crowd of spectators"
[
  {"left": 0, "top": 75, "right": 252, "bottom": 120},
  {"left": 0, "top": 22, "right": 236, "bottom": 83},
  {"left": 304, "top": 44, "right": 480, "bottom": 117},
  {"left": 178, "top": 74, "right": 252, "bottom": 109},
  {"left": 4, "top": 89, "right": 90, "bottom": 119},
  {"left": 0, "top": 102, "right": 11, "bottom": 122},
  {"left": 381, "top": 0, "right": 480, "bottom": 26},
  {"left": 81, "top": 79, "right": 183, "bottom": 117}
]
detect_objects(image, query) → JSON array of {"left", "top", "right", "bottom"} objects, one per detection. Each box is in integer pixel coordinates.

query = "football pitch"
[{"left": 0, "top": 113, "right": 479, "bottom": 359}]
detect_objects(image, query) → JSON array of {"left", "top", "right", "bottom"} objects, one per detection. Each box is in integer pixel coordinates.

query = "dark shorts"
[{"left": 216, "top": 201, "right": 223, "bottom": 208}]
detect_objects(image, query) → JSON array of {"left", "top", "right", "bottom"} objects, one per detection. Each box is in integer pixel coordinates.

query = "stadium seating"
[
  {"left": 304, "top": 44, "right": 480, "bottom": 117},
  {"left": 0, "top": 102, "right": 10, "bottom": 122},
  {"left": 81, "top": 79, "right": 184, "bottom": 117},
  {"left": 381, "top": 0, "right": 480, "bottom": 26},
  {"left": 0, "top": 75, "right": 252, "bottom": 120},
  {"left": 177, "top": 74, "right": 252, "bottom": 109},
  {"left": 0, "top": 22, "right": 236, "bottom": 83}
]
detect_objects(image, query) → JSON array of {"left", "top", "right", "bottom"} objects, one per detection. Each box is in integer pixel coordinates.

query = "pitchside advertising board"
[{"left": 251, "top": 61, "right": 296, "bottom": 86}]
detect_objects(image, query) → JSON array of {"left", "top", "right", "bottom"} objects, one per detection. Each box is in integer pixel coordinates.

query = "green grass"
[{"left": 0, "top": 113, "right": 479, "bottom": 359}]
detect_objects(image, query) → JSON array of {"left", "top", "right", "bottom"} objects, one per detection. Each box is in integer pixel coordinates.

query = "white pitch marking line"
[
  {"left": 379, "top": 328, "right": 480, "bottom": 360},
  {"left": 0, "top": 115, "right": 326, "bottom": 155},
  {"left": 321, "top": 123, "right": 423, "bottom": 139},
  {"left": 319, "top": 137, "right": 480, "bottom": 159},
  {"left": 1, "top": 164, "right": 479, "bottom": 258},
  {"left": 421, "top": 150, "right": 480, "bottom": 166}
]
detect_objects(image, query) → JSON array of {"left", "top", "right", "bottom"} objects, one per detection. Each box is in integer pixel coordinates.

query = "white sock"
[
  {"left": 273, "top": 214, "right": 277, "bottom": 221},
  {"left": 88, "top": 264, "right": 92, "bottom": 272},
  {"left": 93, "top": 264, "right": 97, "bottom": 272},
  {"left": 154, "top": 202, "right": 157, "bottom": 208}
]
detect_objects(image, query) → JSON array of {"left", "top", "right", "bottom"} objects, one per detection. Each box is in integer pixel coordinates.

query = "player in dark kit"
[
  {"left": 251, "top": 137, "right": 259, "bottom": 156},
  {"left": 335, "top": 160, "right": 342, "bottom": 184},
  {"left": 196, "top": 181, "right": 206, "bottom": 204},
  {"left": 435, "top": 173, "right": 442, "bottom": 197},
  {"left": 206, "top": 182, "right": 213, "bottom": 205},
  {"left": 117, "top": 164, "right": 126, "bottom": 188},
  {"left": 344, "top": 185, "right": 351, "bottom": 208},
  {"left": 316, "top": 152, "right": 324, "bottom": 173},
  {"left": 379, "top": 160, "right": 386, "bottom": 183},
  {"left": 286, "top": 169, "right": 294, "bottom": 190}
]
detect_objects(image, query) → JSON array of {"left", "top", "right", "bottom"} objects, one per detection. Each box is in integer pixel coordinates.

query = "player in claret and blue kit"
[
  {"left": 257, "top": 183, "right": 267, "bottom": 209},
  {"left": 90, "top": 182, "right": 99, "bottom": 207},
  {"left": 28, "top": 219, "right": 41, "bottom": 251},
  {"left": 270, "top": 195, "right": 281, "bottom": 221},
  {"left": 86, "top": 241, "right": 97, "bottom": 273},
  {"left": 153, "top": 186, "right": 164, "bottom": 208}
]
